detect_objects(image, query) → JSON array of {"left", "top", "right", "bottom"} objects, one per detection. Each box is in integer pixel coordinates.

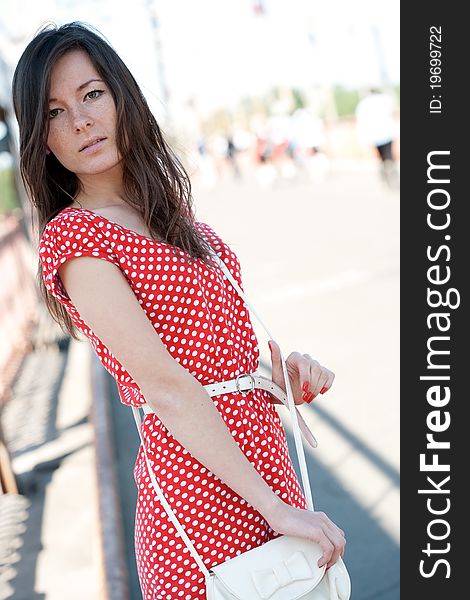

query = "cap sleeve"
[
  {"left": 39, "top": 210, "right": 121, "bottom": 304},
  {"left": 38, "top": 209, "right": 144, "bottom": 401}
]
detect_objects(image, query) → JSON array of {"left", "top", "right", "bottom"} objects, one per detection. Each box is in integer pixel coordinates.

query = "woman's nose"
[{"left": 71, "top": 108, "right": 93, "bottom": 132}]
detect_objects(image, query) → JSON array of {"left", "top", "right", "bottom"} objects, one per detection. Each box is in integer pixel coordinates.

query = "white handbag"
[{"left": 131, "top": 244, "right": 352, "bottom": 599}]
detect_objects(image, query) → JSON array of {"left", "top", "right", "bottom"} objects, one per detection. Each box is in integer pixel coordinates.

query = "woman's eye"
[
  {"left": 85, "top": 89, "right": 104, "bottom": 100},
  {"left": 49, "top": 108, "right": 61, "bottom": 119}
]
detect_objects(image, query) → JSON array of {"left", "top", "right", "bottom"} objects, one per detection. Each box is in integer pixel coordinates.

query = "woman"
[{"left": 13, "top": 22, "right": 346, "bottom": 600}]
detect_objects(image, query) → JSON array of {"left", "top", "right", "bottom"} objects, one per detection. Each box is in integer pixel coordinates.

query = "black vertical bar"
[{"left": 401, "top": 3, "right": 465, "bottom": 597}]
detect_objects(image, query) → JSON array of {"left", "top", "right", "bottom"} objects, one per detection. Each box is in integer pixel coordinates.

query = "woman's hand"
[
  {"left": 265, "top": 499, "right": 346, "bottom": 569},
  {"left": 268, "top": 339, "right": 335, "bottom": 405}
]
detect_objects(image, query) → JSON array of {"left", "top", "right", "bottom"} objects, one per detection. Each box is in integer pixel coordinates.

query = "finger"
[
  {"left": 326, "top": 545, "right": 342, "bottom": 570},
  {"left": 312, "top": 528, "right": 335, "bottom": 568},
  {"left": 300, "top": 357, "right": 321, "bottom": 398},
  {"left": 312, "top": 513, "right": 345, "bottom": 567},
  {"left": 309, "top": 362, "right": 326, "bottom": 397},
  {"left": 298, "top": 355, "right": 312, "bottom": 397},
  {"left": 323, "top": 525, "right": 346, "bottom": 569},
  {"left": 315, "top": 368, "right": 332, "bottom": 398},
  {"left": 327, "top": 548, "right": 345, "bottom": 571},
  {"left": 320, "top": 369, "right": 335, "bottom": 395},
  {"left": 317, "top": 513, "right": 345, "bottom": 555},
  {"left": 268, "top": 340, "right": 283, "bottom": 382},
  {"left": 314, "top": 371, "right": 330, "bottom": 398}
]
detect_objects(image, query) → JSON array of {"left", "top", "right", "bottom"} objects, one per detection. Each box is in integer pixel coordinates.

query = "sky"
[{"left": 0, "top": 0, "right": 399, "bottom": 121}]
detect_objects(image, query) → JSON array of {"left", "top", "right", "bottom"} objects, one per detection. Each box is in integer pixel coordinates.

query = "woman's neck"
[{"left": 74, "top": 165, "right": 127, "bottom": 210}]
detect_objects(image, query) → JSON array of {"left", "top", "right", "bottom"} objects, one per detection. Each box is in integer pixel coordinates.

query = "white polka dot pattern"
[{"left": 38, "top": 207, "right": 308, "bottom": 599}]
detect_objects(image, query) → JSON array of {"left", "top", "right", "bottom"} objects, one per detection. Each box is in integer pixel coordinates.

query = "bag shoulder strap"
[{"left": 207, "top": 246, "right": 314, "bottom": 510}]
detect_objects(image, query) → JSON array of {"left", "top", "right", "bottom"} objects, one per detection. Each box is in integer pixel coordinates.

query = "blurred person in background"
[
  {"left": 254, "top": 127, "right": 278, "bottom": 188},
  {"left": 266, "top": 107, "right": 297, "bottom": 181},
  {"left": 225, "top": 133, "right": 241, "bottom": 179},
  {"left": 12, "top": 22, "right": 345, "bottom": 599},
  {"left": 194, "top": 134, "right": 217, "bottom": 189},
  {"left": 291, "top": 108, "right": 329, "bottom": 183},
  {"left": 209, "top": 132, "right": 230, "bottom": 179},
  {"left": 355, "top": 88, "right": 399, "bottom": 188}
]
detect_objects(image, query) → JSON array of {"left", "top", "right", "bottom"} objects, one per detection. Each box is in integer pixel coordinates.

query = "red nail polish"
[
  {"left": 306, "top": 392, "right": 315, "bottom": 403},
  {"left": 320, "top": 387, "right": 327, "bottom": 394},
  {"left": 302, "top": 382, "right": 309, "bottom": 393}
]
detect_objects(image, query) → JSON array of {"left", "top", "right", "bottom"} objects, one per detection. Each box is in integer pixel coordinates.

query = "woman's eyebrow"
[{"left": 49, "top": 78, "right": 104, "bottom": 102}]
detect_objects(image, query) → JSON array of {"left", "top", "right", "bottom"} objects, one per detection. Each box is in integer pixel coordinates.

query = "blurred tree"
[
  {"left": 333, "top": 86, "right": 361, "bottom": 118},
  {"left": 291, "top": 88, "right": 306, "bottom": 111}
]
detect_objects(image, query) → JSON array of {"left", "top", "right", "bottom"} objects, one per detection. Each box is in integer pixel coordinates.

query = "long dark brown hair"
[{"left": 12, "top": 21, "right": 214, "bottom": 339}]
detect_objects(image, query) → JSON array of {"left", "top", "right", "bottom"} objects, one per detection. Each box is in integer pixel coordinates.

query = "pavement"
[
  {"left": 0, "top": 159, "right": 399, "bottom": 600},
  {"left": 0, "top": 311, "right": 103, "bottom": 600}
]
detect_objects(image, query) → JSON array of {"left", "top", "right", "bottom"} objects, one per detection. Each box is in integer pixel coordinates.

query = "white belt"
[{"left": 140, "top": 372, "right": 318, "bottom": 448}]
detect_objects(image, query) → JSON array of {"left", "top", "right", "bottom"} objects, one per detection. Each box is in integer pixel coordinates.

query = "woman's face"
[{"left": 47, "top": 49, "right": 121, "bottom": 177}]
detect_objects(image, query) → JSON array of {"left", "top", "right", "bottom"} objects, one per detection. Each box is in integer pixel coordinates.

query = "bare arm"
[
  {"left": 59, "top": 255, "right": 346, "bottom": 568},
  {"left": 59, "top": 256, "right": 282, "bottom": 519}
]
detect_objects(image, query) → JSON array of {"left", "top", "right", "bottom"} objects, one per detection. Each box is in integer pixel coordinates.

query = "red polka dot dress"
[{"left": 39, "top": 206, "right": 308, "bottom": 600}]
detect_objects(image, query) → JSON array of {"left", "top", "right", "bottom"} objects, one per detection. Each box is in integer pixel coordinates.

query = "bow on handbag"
[{"left": 251, "top": 551, "right": 313, "bottom": 599}]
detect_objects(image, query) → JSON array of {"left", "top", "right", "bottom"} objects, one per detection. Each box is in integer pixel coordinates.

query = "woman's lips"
[{"left": 80, "top": 138, "right": 107, "bottom": 155}]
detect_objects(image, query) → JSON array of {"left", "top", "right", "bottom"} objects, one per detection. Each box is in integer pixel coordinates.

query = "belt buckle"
[{"left": 235, "top": 373, "right": 255, "bottom": 395}]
